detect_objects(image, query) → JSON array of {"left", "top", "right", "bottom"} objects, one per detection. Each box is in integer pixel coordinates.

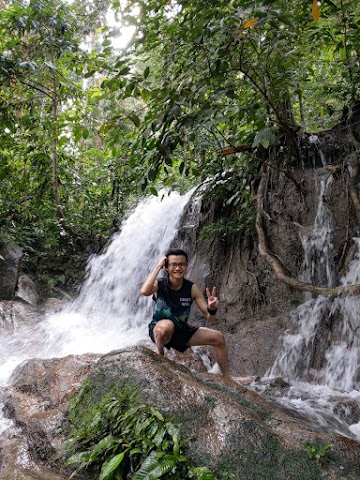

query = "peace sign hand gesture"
[{"left": 206, "top": 286, "right": 219, "bottom": 310}]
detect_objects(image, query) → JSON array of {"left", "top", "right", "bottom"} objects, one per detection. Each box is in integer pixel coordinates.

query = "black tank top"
[{"left": 151, "top": 278, "right": 194, "bottom": 329}]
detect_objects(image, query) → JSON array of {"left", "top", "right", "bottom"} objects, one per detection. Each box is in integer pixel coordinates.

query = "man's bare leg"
[
  {"left": 153, "top": 320, "right": 175, "bottom": 356},
  {"left": 186, "top": 327, "right": 231, "bottom": 379}
]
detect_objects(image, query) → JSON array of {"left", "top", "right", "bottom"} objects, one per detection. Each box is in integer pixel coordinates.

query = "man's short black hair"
[{"left": 165, "top": 248, "right": 188, "bottom": 261}]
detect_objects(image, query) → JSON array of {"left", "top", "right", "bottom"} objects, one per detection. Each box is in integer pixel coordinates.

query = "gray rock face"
[
  {"left": 0, "top": 300, "right": 40, "bottom": 330},
  {"left": 3, "top": 347, "right": 360, "bottom": 479},
  {"left": 0, "top": 243, "right": 23, "bottom": 300},
  {"left": 16, "top": 273, "right": 40, "bottom": 307}
]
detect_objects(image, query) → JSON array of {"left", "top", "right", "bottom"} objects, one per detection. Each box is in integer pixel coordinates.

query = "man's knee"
[
  {"left": 154, "top": 321, "right": 174, "bottom": 342},
  {"left": 213, "top": 330, "right": 226, "bottom": 347}
]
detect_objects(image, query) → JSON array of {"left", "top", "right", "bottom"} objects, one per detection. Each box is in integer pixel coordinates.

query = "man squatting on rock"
[{"left": 140, "top": 248, "right": 231, "bottom": 379}]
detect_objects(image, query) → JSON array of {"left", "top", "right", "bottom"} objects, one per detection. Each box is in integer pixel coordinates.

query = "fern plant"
[{"left": 65, "top": 390, "right": 213, "bottom": 480}]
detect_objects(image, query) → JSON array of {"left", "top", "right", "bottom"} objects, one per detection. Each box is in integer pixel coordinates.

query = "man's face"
[{"left": 166, "top": 255, "right": 188, "bottom": 277}]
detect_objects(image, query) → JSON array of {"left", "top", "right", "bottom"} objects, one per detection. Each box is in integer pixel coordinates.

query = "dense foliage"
[
  {"left": 1, "top": 0, "right": 360, "bottom": 283},
  {"left": 117, "top": 0, "right": 360, "bottom": 177},
  {"left": 65, "top": 388, "right": 214, "bottom": 479}
]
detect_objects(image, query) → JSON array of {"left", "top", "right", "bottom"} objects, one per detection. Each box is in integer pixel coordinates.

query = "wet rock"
[
  {"left": 269, "top": 377, "right": 291, "bottom": 388},
  {"left": 3, "top": 353, "right": 100, "bottom": 472},
  {"left": 0, "top": 243, "right": 23, "bottom": 300},
  {"left": 0, "top": 433, "right": 69, "bottom": 480},
  {"left": 61, "top": 347, "right": 360, "bottom": 478},
  {"left": 333, "top": 399, "right": 360, "bottom": 425},
  {"left": 42, "top": 298, "right": 66, "bottom": 315},
  {"left": 233, "top": 375, "right": 260, "bottom": 386},
  {"left": 16, "top": 273, "right": 39, "bottom": 307},
  {"left": 251, "top": 376, "right": 291, "bottom": 391},
  {"left": 0, "top": 300, "right": 40, "bottom": 330}
]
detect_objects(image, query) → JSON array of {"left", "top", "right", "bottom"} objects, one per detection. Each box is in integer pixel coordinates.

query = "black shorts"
[{"left": 149, "top": 323, "right": 199, "bottom": 353}]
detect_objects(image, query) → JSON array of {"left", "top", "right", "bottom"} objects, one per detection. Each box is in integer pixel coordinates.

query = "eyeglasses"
[{"left": 168, "top": 262, "right": 187, "bottom": 268}]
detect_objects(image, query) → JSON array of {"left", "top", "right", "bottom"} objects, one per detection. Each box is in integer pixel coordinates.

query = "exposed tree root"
[
  {"left": 256, "top": 170, "right": 360, "bottom": 297},
  {"left": 348, "top": 154, "right": 360, "bottom": 226}
]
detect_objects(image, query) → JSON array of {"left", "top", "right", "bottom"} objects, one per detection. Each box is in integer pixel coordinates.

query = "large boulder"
[
  {"left": 0, "top": 433, "right": 70, "bottom": 480},
  {"left": 0, "top": 243, "right": 23, "bottom": 300},
  {"left": 2, "top": 353, "right": 100, "bottom": 478},
  {"left": 4, "top": 347, "right": 360, "bottom": 479}
]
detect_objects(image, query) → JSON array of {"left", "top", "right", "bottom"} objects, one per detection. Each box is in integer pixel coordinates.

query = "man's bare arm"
[
  {"left": 140, "top": 256, "right": 166, "bottom": 296},
  {"left": 192, "top": 284, "right": 219, "bottom": 322}
]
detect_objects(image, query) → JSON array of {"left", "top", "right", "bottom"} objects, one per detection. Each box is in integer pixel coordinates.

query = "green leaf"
[
  {"left": 141, "top": 89, "right": 151, "bottom": 101},
  {"left": 128, "top": 113, "right": 141, "bottom": 127},
  {"left": 144, "top": 66, "right": 150, "bottom": 79},
  {"left": 0, "top": 165, "right": 11, "bottom": 179},
  {"left": 153, "top": 426, "right": 165, "bottom": 447},
  {"left": 44, "top": 60, "right": 57, "bottom": 70},
  {"left": 322, "top": 0, "right": 338, "bottom": 10},
  {"left": 65, "top": 451, "right": 90, "bottom": 467},
  {"left": 252, "top": 127, "right": 278, "bottom": 149},
  {"left": 119, "top": 66, "right": 130, "bottom": 75},
  {"left": 84, "top": 70, "right": 96, "bottom": 78},
  {"left": 99, "top": 451, "right": 126, "bottom": 480},
  {"left": 133, "top": 453, "right": 180, "bottom": 480},
  {"left": 130, "top": 447, "right": 143, "bottom": 455},
  {"left": 189, "top": 466, "right": 214, "bottom": 480},
  {"left": 89, "top": 435, "right": 120, "bottom": 462},
  {"left": 148, "top": 168, "right": 158, "bottom": 181}
]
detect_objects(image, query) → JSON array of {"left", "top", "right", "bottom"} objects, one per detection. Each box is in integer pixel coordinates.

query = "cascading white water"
[
  {"left": 268, "top": 169, "right": 360, "bottom": 391},
  {"left": 269, "top": 169, "right": 335, "bottom": 381},
  {"left": 262, "top": 165, "right": 360, "bottom": 440},
  {"left": 0, "top": 190, "right": 193, "bottom": 388},
  {"left": 322, "top": 239, "right": 360, "bottom": 391}
]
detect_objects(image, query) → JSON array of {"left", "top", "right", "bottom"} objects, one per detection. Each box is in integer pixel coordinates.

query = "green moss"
[
  {"left": 195, "top": 376, "right": 270, "bottom": 421},
  {"left": 212, "top": 429, "right": 322, "bottom": 480},
  {"left": 66, "top": 374, "right": 143, "bottom": 444},
  {"left": 204, "top": 395, "right": 216, "bottom": 410}
]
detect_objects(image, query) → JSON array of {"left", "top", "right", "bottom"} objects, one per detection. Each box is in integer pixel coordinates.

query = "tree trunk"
[{"left": 51, "top": 74, "right": 71, "bottom": 235}]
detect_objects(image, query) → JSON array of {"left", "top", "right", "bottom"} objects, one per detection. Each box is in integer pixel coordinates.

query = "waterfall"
[
  {"left": 268, "top": 170, "right": 336, "bottom": 382},
  {"left": 323, "top": 240, "right": 360, "bottom": 390},
  {"left": 268, "top": 169, "right": 360, "bottom": 391},
  {"left": 262, "top": 167, "right": 360, "bottom": 440},
  {"left": 0, "top": 190, "right": 193, "bottom": 387}
]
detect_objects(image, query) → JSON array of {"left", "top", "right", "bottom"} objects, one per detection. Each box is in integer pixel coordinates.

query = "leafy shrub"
[{"left": 65, "top": 389, "right": 213, "bottom": 480}]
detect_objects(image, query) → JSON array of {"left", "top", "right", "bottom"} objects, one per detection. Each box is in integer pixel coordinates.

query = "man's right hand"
[{"left": 157, "top": 256, "right": 167, "bottom": 270}]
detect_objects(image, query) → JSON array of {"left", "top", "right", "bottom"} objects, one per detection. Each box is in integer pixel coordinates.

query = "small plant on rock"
[{"left": 304, "top": 441, "right": 334, "bottom": 462}]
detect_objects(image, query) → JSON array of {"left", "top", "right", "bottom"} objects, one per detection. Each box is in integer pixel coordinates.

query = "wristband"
[{"left": 207, "top": 306, "right": 217, "bottom": 315}]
